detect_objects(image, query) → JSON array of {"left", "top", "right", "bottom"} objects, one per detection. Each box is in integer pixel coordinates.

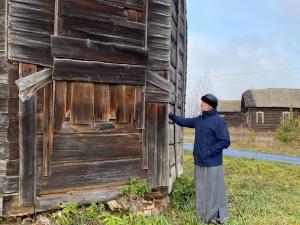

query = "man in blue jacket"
[{"left": 169, "top": 93, "right": 230, "bottom": 224}]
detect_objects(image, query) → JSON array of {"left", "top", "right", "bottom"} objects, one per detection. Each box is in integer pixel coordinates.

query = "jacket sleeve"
[
  {"left": 206, "top": 119, "right": 230, "bottom": 158},
  {"left": 168, "top": 113, "right": 197, "bottom": 128}
]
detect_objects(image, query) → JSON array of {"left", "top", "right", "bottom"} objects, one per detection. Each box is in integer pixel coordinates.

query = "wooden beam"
[
  {"left": 42, "top": 83, "right": 53, "bottom": 176},
  {"left": 19, "top": 62, "right": 37, "bottom": 206},
  {"left": 147, "top": 102, "right": 158, "bottom": 188},
  {"left": 135, "top": 85, "right": 145, "bottom": 129},
  {"left": 145, "top": 91, "right": 170, "bottom": 103},
  {"left": 144, "top": 0, "right": 148, "bottom": 49},
  {"left": 35, "top": 188, "right": 120, "bottom": 212},
  {"left": 53, "top": 81, "right": 67, "bottom": 130},
  {"left": 15, "top": 69, "right": 52, "bottom": 92},
  {"left": 174, "top": 0, "right": 182, "bottom": 177},
  {"left": 15, "top": 69, "right": 52, "bottom": 102},
  {"left": 157, "top": 103, "right": 169, "bottom": 187},
  {"left": 51, "top": 35, "right": 147, "bottom": 65},
  {"left": 147, "top": 71, "right": 172, "bottom": 93},
  {"left": 53, "top": 58, "right": 146, "bottom": 85}
]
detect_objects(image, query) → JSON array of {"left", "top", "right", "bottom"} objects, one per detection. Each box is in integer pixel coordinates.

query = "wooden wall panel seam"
[
  {"left": 53, "top": 58, "right": 146, "bottom": 85},
  {"left": 18, "top": 63, "right": 37, "bottom": 207}
]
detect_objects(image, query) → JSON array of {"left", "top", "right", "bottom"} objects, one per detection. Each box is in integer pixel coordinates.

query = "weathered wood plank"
[
  {"left": 35, "top": 131, "right": 144, "bottom": 175},
  {"left": 135, "top": 85, "right": 145, "bottom": 129},
  {"left": 42, "top": 83, "right": 54, "bottom": 176},
  {"left": 147, "top": 102, "right": 157, "bottom": 187},
  {"left": 39, "top": 133, "right": 142, "bottom": 162},
  {"left": 37, "top": 158, "right": 146, "bottom": 192},
  {"left": 54, "top": 81, "right": 66, "bottom": 130},
  {"left": 107, "top": 85, "right": 117, "bottom": 120},
  {"left": 147, "top": 0, "right": 172, "bottom": 71},
  {"left": 70, "top": 82, "right": 94, "bottom": 125},
  {"left": 53, "top": 122, "right": 138, "bottom": 134},
  {"left": 15, "top": 68, "right": 52, "bottom": 92},
  {"left": 53, "top": 133, "right": 141, "bottom": 147},
  {"left": 147, "top": 70, "right": 171, "bottom": 93},
  {"left": 97, "top": 0, "right": 145, "bottom": 10},
  {"left": 0, "top": 142, "right": 12, "bottom": 160},
  {"left": 60, "top": 15, "right": 145, "bottom": 47},
  {"left": 15, "top": 68, "right": 52, "bottom": 102},
  {"left": 157, "top": 103, "right": 169, "bottom": 187},
  {"left": 19, "top": 62, "right": 37, "bottom": 206},
  {"left": 117, "top": 85, "right": 135, "bottom": 124},
  {"left": 0, "top": 176, "right": 19, "bottom": 194},
  {"left": 169, "top": 145, "right": 175, "bottom": 166},
  {"left": 0, "top": 159, "right": 19, "bottom": 176},
  {"left": 175, "top": 142, "right": 183, "bottom": 176},
  {"left": 51, "top": 35, "right": 148, "bottom": 65},
  {"left": 35, "top": 188, "right": 120, "bottom": 213},
  {"left": 168, "top": 123, "right": 175, "bottom": 145},
  {"left": 145, "top": 91, "right": 170, "bottom": 103},
  {"left": 61, "top": 0, "right": 127, "bottom": 18},
  {"left": 53, "top": 58, "right": 146, "bottom": 85},
  {"left": 8, "top": 1, "right": 55, "bottom": 66},
  {"left": 94, "top": 84, "right": 110, "bottom": 122}
]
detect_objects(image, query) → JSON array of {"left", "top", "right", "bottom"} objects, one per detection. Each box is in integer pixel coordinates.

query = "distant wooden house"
[
  {"left": 241, "top": 89, "right": 300, "bottom": 131},
  {"left": 218, "top": 100, "right": 244, "bottom": 128},
  {"left": 0, "top": 0, "right": 187, "bottom": 216}
]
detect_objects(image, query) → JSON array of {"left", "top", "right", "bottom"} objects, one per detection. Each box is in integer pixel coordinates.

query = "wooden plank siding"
[
  {"left": 1, "top": 0, "right": 188, "bottom": 216},
  {"left": 147, "top": 0, "right": 172, "bottom": 71},
  {"left": 18, "top": 63, "right": 37, "bottom": 206},
  {"left": 221, "top": 112, "right": 245, "bottom": 128},
  {"left": 51, "top": 35, "right": 148, "bottom": 65},
  {"left": 169, "top": 0, "right": 186, "bottom": 178},
  {"left": 7, "top": 0, "right": 55, "bottom": 66},
  {"left": 246, "top": 107, "right": 300, "bottom": 131},
  {"left": 36, "top": 133, "right": 145, "bottom": 193},
  {"left": 53, "top": 59, "right": 146, "bottom": 85},
  {"left": 58, "top": 0, "right": 146, "bottom": 47}
]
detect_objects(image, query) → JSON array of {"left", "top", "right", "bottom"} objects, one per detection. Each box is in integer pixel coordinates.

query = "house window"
[
  {"left": 245, "top": 112, "right": 249, "bottom": 125},
  {"left": 282, "top": 111, "right": 290, "bottom": 121},
  {"left": 256, "top": 111, "right": 264, "bottom": 124}
]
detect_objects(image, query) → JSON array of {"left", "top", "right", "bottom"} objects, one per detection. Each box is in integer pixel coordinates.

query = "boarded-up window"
[
  {"left": 256, "top": 111, "right": 264, "bottom": 124},
  {"left": 282, "top": 111, "right": 290, "bottom": 121}
]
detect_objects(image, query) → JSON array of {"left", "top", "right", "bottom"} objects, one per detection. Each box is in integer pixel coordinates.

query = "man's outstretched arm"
[{"left": 168, "top": 113, "right": 197, "bottom": 128}]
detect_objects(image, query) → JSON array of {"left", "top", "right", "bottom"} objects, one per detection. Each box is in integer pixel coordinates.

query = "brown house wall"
[
  {"left": 221, "top": 112, "right": 245, "bottom": 128},
  {"left": 246, "top": 107, "right": 300, "bottom": 131}
]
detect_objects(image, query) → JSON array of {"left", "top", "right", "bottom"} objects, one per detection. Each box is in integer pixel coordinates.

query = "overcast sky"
[{"left": 187, "top": 0, "right": 300, "bottom": 100}]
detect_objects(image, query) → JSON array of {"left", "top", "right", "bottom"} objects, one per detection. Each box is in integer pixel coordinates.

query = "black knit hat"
[{"left": 201, "top": 93, "right": 218, "bottom": 108}]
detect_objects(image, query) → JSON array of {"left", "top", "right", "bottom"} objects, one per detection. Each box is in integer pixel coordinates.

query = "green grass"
[
  {"left": 2, "top": 153, "right": 298, "bottom": 225},
  {"left": 165, "top": 152, "right": 300, "bottom": 225},
  {"left": 184, "top": 128, "right": 300, "bottom": 156},
  {"left": 48, "top": 153, "right": 300, "bottom": 225},
  {"left": 229, "top": 139, "right": 300, "bottom": 156}
]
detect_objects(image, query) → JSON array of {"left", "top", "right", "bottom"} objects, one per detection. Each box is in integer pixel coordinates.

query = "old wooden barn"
[
  {"left": 218, "top": 100, "right": 245, "bottom": 128},
  {"left": 0, "top": 0, "right": 187, "bottom": 216},
  {"left": 242, "top": 89, "right": 300, "bottom": 131}
]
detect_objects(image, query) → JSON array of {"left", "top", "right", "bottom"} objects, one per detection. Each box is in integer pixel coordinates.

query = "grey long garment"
[{"left": 195, "top": 165, "right": 228, "bottom": 223}]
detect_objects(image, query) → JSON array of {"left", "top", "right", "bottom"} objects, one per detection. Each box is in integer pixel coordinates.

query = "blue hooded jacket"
[{"left": 169, "top": 108, "right": 230, "bottom": 167}]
